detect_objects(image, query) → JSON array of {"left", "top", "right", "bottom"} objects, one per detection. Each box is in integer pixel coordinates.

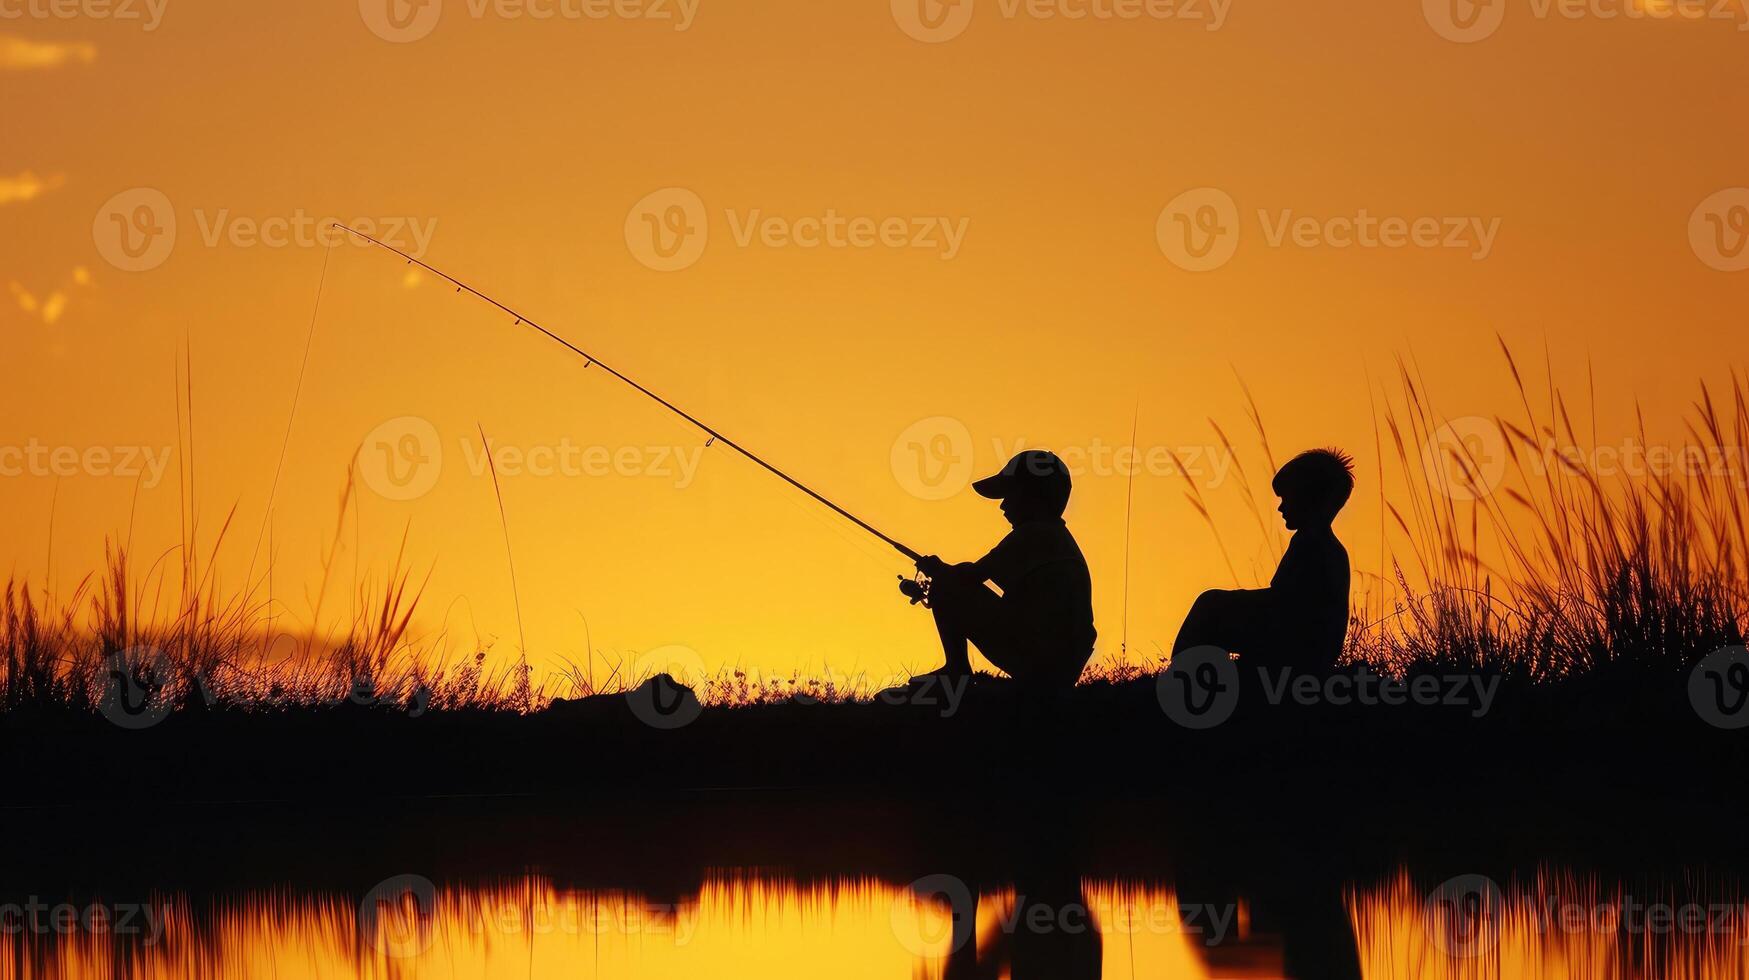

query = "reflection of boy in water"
[{"left": 941, "top": 874, "right": 1102, "bottom": 980}]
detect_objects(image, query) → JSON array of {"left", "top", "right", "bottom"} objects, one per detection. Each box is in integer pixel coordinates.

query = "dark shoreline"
[{"left": 4, "top": 669, "right": 1742, "bottom": 820}]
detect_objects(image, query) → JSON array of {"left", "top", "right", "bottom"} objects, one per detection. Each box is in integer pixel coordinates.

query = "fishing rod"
[{"left": 332, "top": 223, "right": 925, "bottom": 566}]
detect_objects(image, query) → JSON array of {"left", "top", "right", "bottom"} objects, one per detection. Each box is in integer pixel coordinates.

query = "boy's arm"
[
  {"left": 914, "top": 555, "right": 983, "bottom": 581},
  {"left": 900, "top": 555, "right": 984, "bottom": 603},
  {"left": 967, "top": 533, "right": 1018, "bottom": 583},
  {"left": 914, "top": 531, "right": 1013, "bottom": 585}
]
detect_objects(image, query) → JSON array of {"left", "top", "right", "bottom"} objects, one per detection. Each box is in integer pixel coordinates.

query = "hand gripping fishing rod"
[{"left": 333, "top": 224, "right": 926, "bottom": 570}]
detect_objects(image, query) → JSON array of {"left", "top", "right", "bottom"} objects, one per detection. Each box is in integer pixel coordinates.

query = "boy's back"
[
  {"left": 1269, "top": 526, "right": 1350, "bottom": 666},
  {"left": 977, "top": 518, "right": 1097, "bottom": 670}
]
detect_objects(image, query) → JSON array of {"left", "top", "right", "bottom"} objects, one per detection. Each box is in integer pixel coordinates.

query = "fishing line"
[
  {"left": 334, "top": 224, "right": 923, "bottom": 565},
  {"left": 249, "top": 242, "right": 335, "bottom": 587}
]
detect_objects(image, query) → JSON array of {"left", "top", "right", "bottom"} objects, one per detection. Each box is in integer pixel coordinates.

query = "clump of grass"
[
  {"left": 1355, "top": 341, "right": 1747, "bottom": 682},
  {"left": 1079, "top": 648, "right": 1168, "bottom": 687},
  {"left": 3, "top": 577, "right": 95, "bottom": 712},
  {"left": 698, "top": 667, "right": 856, "bottom": 706}
]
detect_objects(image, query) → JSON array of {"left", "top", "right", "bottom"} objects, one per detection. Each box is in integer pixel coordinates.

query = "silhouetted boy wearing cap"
[{"left": 905, "top": 450, "right": 1097, "bottom": 690}]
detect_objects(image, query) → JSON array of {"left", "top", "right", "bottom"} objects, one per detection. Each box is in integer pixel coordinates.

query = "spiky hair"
[{"left": 1272, "top": 448, "right": 1356, "bottom": 517}]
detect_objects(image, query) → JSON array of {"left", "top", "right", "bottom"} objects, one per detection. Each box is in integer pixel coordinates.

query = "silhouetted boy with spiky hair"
[{"left": 1173, "top": 448, "right": 1354, "bottom": 671}]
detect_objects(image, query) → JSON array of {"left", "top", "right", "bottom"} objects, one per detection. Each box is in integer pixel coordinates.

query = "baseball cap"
[{"left": 972, "top": 450, "right": 1072, "bottom": 506}]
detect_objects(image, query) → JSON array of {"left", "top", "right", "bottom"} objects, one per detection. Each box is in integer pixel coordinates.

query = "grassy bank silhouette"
[{"left": 3, "top": 344, "right": 1746, "bottom": 801}]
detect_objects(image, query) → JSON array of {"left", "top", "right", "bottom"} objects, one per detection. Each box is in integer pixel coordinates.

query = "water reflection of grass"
[
  {"left": 1351, "top": 869, "right": 1749, "bottom": 980},
  {"left": 3, "top": 870, "right": 1743, "bottom": 980}
]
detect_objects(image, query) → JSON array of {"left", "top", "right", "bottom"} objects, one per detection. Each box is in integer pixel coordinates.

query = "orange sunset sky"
[{"left": 3, "top": 0, "right": 1748, "bottom": 686}]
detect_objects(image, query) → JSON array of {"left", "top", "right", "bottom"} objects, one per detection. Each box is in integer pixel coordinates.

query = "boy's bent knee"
[{"left": 1191, "top": 589, "right": 1236, "bottom": 612}]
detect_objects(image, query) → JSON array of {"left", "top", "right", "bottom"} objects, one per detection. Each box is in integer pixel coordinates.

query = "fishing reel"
[{"left": 897, "top": 570, "right": 934, "bottom": 608}]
